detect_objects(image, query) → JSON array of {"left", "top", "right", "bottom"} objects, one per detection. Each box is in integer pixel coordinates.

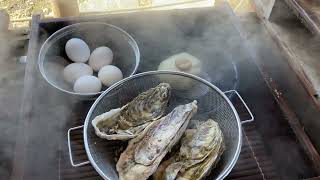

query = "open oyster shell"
[
  {"left": 154, "top": 119, "right": 225, "bottom": 180},
  {"left": 92, "top": 83, "right": 171, "bottom": 140},
  {"left": 116, "top": 101, "right": 198, "bottom": 180}
]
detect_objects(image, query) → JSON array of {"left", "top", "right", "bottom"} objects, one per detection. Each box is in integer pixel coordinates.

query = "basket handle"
[
  {"left": 224, "top": 90, "right": 254, "bottom": 124},
  {"left": 67, "top": 125, "right": 90, "bottom": 167}
]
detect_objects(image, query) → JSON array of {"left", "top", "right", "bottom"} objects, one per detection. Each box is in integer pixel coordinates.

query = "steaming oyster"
[
  {"left": 92, "top": 83, "right": 171, "bottom": 140},
  {"left": 116, "top": 101, "right": 198, "bottom": 180},
  {"left": 154, "top": 119, "right": 225, "bottom": 180}
]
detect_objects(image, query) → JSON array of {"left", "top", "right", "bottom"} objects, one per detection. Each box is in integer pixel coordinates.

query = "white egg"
[
  {"left": 73, "top": 75, "right": 102, "bottom": 93},
  {"left": 89, "top": 46, "right": 113, "bottom": 71},
  {"left": 63, "top": 63, "right": 93, "bottom": 84},
  {"left": 98, "top": 65, "right": 123, "bottom": 87},
  {"left": 65, "top": 38, "right": 90, "bottom": 63}
]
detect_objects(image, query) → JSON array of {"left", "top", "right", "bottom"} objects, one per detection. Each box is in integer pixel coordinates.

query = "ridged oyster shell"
[
  {"left": 92, "top": 83, "right": 171, "bottom": 140},
  {"left": 116, "top": 101, "right": 198, "bottom": 180},
  {"left": 154, "top": 119, "right": 225, "bottom": 180}
]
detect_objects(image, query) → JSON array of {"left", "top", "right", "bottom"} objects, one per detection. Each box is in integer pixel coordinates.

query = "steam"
[
  {"left": 233, "top": 1, "right": 320, "bottom": 178},
  {"left": 1, "top": 1, "right": 319, "bottom": 179},
  {"left": 0, "top": 11, "right": 26, "bottom": 179}
]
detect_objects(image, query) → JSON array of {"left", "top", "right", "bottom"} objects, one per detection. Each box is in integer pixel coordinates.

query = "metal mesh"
[{"left": 84, "top": 71, "right": 241, "bottom": 179}]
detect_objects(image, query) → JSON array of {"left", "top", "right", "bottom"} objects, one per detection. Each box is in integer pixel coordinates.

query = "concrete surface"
[{"left": 0, "top": 32, "right": 26, "bottom": 179}]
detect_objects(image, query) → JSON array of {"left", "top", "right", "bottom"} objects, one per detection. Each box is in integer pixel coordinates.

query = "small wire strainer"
[{"left": 68, "top": 71, "right": 254, "bottom": 179}]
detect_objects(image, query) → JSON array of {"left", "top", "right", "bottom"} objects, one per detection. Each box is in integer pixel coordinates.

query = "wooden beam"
[
  {"left": 0, "top": 9, "right": 10, "bottom": 32},
  {"left": 305, "top": 176, "right": 320, "bottom": 180},
  {"left": 50, "top": 0, "right": 79, "bottom": 17},
  {"left": 252, "top": 0, "right": 275, "bottom": 19},
  {"left": 284, "top": 0, "right": 320, "bottom": 36},
  {"left": 10, "top": 15, "right": 41, "bottom": 180},
  {"left": 262, "top": 21, "right": 320, "bottom": 111},
  {"left": 244, "top": 20, "right": 320, "bottom": 174},
  {"left": 227, "top": 7, "right": 320, "bottom": 173}
]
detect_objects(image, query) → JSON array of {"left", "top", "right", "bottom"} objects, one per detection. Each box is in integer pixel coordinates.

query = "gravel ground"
[
  {"left": 0, "top": 0, "right": 52, "bottom": 28},
  {"left": 0, "top": 0, "right": 52, "bottom": 20}
]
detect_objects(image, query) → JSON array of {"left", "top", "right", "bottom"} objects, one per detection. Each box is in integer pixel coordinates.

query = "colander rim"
[{"left": 83, "top": 70, "right": 242, "bottom": 180}]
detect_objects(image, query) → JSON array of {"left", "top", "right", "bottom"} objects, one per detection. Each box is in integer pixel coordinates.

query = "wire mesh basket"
[{"left": 68, "top": 71, "right": 254, "bottom": 179}]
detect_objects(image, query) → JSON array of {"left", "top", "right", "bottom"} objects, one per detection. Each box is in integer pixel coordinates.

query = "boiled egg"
[
  {"left": 89, "top": 46, "right": 113, "bottom": 71},
  {"left": 65, "top": 38, "right": 90, "bottom": 63},
  {"left": 73, "top": 75, "right": 102, "bottom": 93},
  {"left": 98, "top": 65, "right": 123, "bottom": 87},
  {"left": 63, "top": 63, "right": 93, "bottom": 84}
]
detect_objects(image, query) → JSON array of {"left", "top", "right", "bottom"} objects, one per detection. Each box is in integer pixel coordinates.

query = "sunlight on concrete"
[{"left": 79, "top": 0, "right": 215, "bottom": 12}]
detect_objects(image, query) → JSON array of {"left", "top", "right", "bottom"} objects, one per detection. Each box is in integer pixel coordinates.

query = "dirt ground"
[{"left": 0, "top": 0, "right": 52, "bottom": 20}]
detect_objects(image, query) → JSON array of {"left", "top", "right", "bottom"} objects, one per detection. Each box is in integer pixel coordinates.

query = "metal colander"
[{"left": 68, "top": 71, "right": 254, "bottom": 180}]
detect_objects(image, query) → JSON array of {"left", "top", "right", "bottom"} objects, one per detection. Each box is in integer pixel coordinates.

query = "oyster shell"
[
  {"left": 154, "top": 119, "right": 225, "bottom": 180},
  {"left": 92, "top": 83, "right": 171, "bottom": 140},
  {"left": 116, "top": 101, "right": 198, "bottom": 180}
]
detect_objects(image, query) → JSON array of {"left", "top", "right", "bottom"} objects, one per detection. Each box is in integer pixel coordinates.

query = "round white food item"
[
  {"left": 65, "top": 38, "right": 90, "bottom": 63},
  {"left": 73, "top": 75, "right": 102, "bottom": 93},
  {"left": 98, "top": 65, "right": 123, "bottom": 87},
  {"left": 158, "top": 52, "right": 202, "bottom": 74},
  {"left": 158, "top": 52, "right": 202, "bottom": 90},
  {"left": 63, "top": 63, "right": 93, "bottom": 84},
  {"left": 89, "top": 46, "right": 113, "bottom": 71}
]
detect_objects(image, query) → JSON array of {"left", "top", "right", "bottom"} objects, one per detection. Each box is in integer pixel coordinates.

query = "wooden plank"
[
  {"left": 10, "top": 15, "right": 41, "bottom": 180},
  {"left": 252, "top": 0, "right": 276, "bottom": 19},
  {"left": 255, "top": 0, "right": 320, "bottom": 111},
  {"left": 256, "top": 24, "right": 320, "bottom": 175},
  {"left": 227, "top": 11, "right": 320, "bottom": 174},
  {"left": 262, "top": 20, "right": 320, "bottom": 111},
  {"left": 284, "top": 0, "right": 320, "bottom": 35},
  {"left": 250, "top": 25, "right": 320, "bottom": 174},
  {"left": 304, "top": 176, "right": 320, "bottom": 180},
  {"left": 0, "top": 9, "right": 10, "bottom": 32},
  {"left": 50, "top": 0, "right": 79, "bottom": 17}
]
